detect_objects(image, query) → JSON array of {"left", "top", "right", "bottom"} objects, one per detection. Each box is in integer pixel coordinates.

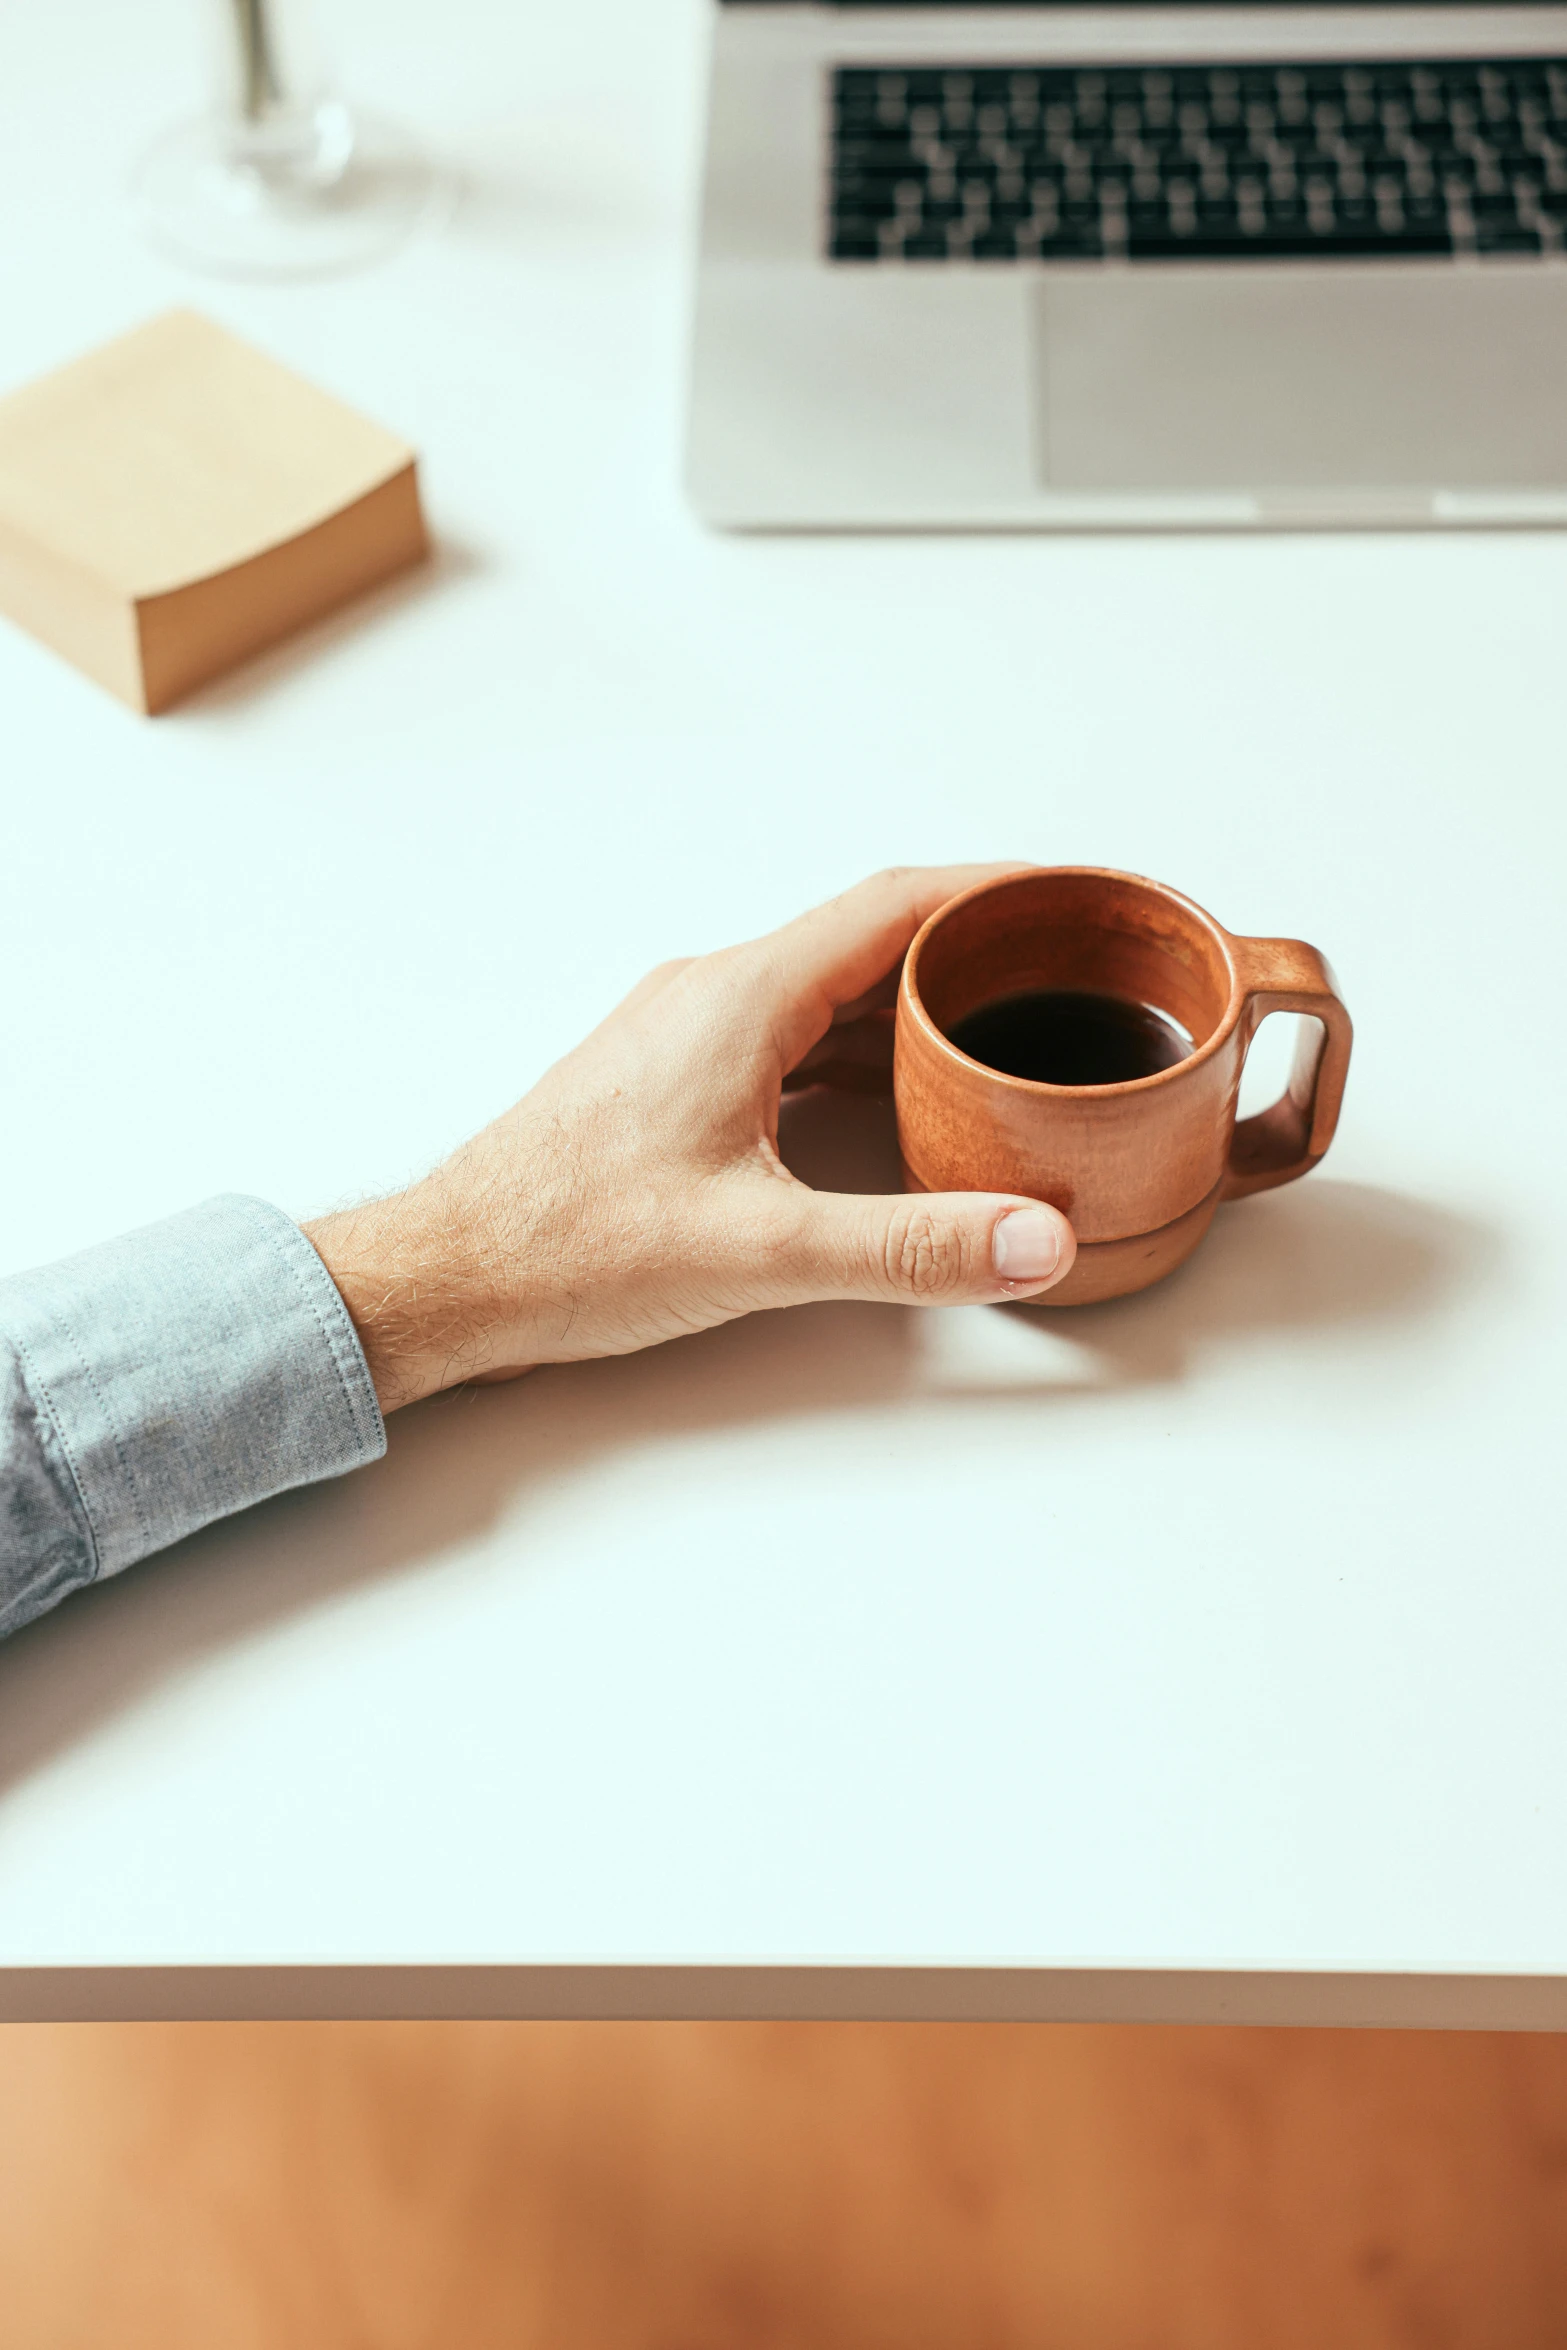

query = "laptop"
[{"left": 687, "top": 3, "right": 1567, "bottom": 527}]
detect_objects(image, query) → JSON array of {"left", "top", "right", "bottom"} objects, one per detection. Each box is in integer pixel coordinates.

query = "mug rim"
[{"left": 902, "top": 864, "right": 1246, "bottom": 1099}]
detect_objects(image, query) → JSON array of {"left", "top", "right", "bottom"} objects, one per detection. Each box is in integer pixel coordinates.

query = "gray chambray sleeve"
[{"left": 0, "top": 1195, "right": 386, "bottom": 1641}]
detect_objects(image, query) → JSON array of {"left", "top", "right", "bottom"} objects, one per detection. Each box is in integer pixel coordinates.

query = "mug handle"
[{"left": 1222, "top": 937, "right": 1354, "bottom": 1201}]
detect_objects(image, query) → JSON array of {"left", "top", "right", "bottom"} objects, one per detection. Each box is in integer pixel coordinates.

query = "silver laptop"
[{"left": 687, "top": 3, "right": 1567, "bottom": 527}]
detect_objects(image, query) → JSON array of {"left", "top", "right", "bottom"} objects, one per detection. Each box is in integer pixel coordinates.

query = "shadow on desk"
[
  {"left": 168, "top": 535, "right": 486, "bottom": 719},
  {"left": 0, "top": 1092, "right": 1502, "bottom": 1798}
]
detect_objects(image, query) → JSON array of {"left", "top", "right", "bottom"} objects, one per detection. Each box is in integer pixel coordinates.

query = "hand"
[{"left": 305, "top": 866, "right": 1077, "bottom": 1412}]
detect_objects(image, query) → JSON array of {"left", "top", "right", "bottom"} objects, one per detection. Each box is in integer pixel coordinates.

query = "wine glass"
[{"left": 132, "top": 0, "right": 439, "bottom": 279}]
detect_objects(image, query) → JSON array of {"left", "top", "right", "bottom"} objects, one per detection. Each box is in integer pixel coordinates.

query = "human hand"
[{"left": 305, "top": 866, "right": 1077, "bottom": 1412}]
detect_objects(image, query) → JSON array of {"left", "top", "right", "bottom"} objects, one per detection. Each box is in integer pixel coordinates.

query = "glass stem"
[
  {"left": 211, "top": 0, "right": 352, "bottom": 187},
  {"left": 231, "top": 0, "right": 287, "bottom": 124}
]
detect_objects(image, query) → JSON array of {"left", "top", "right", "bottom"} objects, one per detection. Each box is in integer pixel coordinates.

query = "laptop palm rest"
[{"left": 1036, "top": 264, "right": 1567, "bottom": 503}]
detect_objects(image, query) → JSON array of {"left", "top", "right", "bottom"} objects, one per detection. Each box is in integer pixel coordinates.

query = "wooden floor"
[{"left": 3, "top": 2022, "right": 1567, "bottom": 2347}]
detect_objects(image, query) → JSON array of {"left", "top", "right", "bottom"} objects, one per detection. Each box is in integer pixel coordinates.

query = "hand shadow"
[
  {"left": 782, "top": 1088, "right": 1499, "bottom": 1393},
  {"left": 0, "top": 1090, "right": 1499, "bottom": 1800}
]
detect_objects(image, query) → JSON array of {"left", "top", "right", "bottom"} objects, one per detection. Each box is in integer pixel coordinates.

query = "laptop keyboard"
[{"left": 830, "top": 59, "right": 1567, "bottom": 261}]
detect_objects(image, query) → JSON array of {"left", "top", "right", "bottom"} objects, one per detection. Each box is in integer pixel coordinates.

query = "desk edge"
[{"left": 4, "top": 1965, "right": 1567, "bottom": 2030}]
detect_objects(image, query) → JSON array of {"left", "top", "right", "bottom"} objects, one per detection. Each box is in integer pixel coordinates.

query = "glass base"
[{"left": 131, "top": 109, "right": 439, "bottom": 280}]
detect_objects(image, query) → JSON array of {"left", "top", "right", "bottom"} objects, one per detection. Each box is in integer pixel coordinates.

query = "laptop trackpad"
[{"left": 1037, "top": 264, "right": 1567, "bottom": 498}]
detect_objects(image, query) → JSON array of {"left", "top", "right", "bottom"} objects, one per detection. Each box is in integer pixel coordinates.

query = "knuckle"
[{"left": 884, "top": 1203, "right": 970, "bottom": 1300}]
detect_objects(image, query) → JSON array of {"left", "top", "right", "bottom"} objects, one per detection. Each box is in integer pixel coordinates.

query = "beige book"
[{"left": 0, "top": 309, "right": 429, "bottom": 714}]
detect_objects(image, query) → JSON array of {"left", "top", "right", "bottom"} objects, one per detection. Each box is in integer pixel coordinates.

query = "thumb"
[{"left": 776, "top": 1187, "right": 1077, "bottom": 1308}]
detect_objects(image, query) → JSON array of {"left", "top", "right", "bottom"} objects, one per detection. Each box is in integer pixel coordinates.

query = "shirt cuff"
[{"left": 0, "top": 1195, "right": 386, "bottom": 1579}]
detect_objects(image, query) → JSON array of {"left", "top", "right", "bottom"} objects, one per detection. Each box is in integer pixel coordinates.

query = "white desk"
[{"left": 3, "top": 0, "right": 1566, "bottom": 2029}]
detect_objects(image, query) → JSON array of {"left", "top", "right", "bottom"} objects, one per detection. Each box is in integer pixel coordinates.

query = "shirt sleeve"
[{"left": 0, "top": 1195, "right": 386, "bottom": 1642}]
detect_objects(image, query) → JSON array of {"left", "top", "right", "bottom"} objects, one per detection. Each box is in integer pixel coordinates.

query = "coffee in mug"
[
  {"left": 894, "top": 867, "right": 1352, "bottom": 1307},
  {"left": 945, "top": 988, "right": 1194, "bottom": 1087}
]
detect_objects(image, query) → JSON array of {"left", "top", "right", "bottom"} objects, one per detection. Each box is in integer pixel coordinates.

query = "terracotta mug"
[{"left": 895, "top": 867, "right": 1353, "bottom": 1306}]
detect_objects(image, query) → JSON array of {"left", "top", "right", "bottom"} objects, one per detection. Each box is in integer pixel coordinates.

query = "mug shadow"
[
  {"left": 1008, "top": 1168, "right": 1501, "bottom": 1390},
  {"left": 0, "top": 1092, "right": 1500, "bottom": 1801}
]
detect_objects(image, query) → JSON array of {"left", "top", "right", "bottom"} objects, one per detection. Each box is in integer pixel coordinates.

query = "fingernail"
[{"left": 992, "top": 1207, "right": 1062, "bottom": 1286}]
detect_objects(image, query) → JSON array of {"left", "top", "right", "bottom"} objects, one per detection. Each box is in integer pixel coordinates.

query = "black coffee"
[{"left": 945, "top": 989, "right": 1194, "bottom": 1086}]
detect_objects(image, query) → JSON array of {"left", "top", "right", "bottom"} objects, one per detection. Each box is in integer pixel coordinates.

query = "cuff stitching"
[
  {"left": 258, "top": 1208, "right": 385, "bottom": 1464},
  {"left": 6, "top": 1327, "right": 106, "bottom": 1581}
]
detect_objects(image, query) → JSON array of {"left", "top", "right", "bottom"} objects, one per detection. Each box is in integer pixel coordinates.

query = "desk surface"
[{"left": 3, "top": 0, "right": 1566, "bottom": 2029}]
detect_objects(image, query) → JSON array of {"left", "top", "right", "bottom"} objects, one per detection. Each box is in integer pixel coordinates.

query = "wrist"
[{"left": 304, "top": 1181, "right": 522, "bottom": 1415}]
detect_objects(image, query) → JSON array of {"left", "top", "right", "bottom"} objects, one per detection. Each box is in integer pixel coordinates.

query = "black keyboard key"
[
  {"left": 839, "top": 188, "right": 898, "bottom": 223},
  {"left": 1129, "top": 227, "right": 1455, "bottom": 258}
]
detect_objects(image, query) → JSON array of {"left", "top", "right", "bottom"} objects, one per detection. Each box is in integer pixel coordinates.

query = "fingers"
[
  {"left": 734, "top": 865, "right": 1032, "bottom": 1073},
  {"left": 826, "top": 967, "right": 903, "bottom": 1027},
  {"left": 780, "top": 1009, "right": 895, "bottom": 1094},
  {"left": 767, "top": 1185, "right": 1077, "bottom": 1309}
]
